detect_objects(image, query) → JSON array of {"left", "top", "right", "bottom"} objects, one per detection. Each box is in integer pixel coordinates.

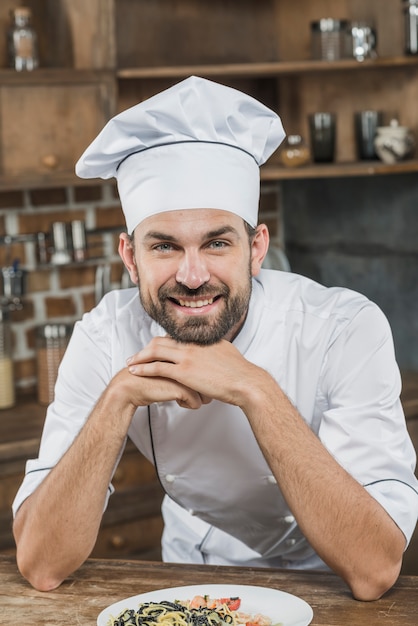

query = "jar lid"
[
  {"left": 311, "top": 19, "right": 349, "bottom": 32},
  {"left": 12, "top": 7, "right": 32, "bottom": 19},
  {"left": 36, "top": 323, "right": 73, "bottom": 340}
]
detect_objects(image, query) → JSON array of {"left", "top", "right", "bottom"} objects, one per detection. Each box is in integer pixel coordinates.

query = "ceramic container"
[{"left": 374, "top": 119, "right": 415, "bottom": 164}]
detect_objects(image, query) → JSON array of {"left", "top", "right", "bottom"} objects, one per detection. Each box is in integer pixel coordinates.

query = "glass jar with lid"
[{"left": 311, "top": 18, "right": 350, "bottom": 61}]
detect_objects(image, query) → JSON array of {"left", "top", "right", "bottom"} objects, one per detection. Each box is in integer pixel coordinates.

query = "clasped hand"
[{"left": 126, "top": 336, "right": 260, "bottom": 409}]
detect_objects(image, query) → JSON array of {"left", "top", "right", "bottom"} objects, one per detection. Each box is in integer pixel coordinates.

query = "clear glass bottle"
[
  {"left": 0, "top": 306, "right": 15, "bottom": 409},
  {"left": 7, "top": 6, "right": 39, "bottom": 71},
  {"left": 403, "top": 0, "right": 418, "bottom": 55},
  {"left": 36, "top": 323, "right": 73, "bottom": 406}
]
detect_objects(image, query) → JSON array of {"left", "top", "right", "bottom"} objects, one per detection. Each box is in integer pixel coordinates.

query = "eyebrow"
[
  {"left": 143, "top": 225, "right": 241, "bottom": 242},
  {"left": 143, "top": 231, "right": 177, "bottom": 243}
]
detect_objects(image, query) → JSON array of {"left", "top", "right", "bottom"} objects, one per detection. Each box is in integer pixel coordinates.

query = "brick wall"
[
  {"left": 0, "top": 183, "right": 125, "bottom": 398},
  {"left": 0, "top": 181, "right": 283, "bottom": 399}
]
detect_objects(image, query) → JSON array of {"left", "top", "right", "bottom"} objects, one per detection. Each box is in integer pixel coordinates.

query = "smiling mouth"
[{"left": 170, "top": 295, "right": 220, "bottom": 308}]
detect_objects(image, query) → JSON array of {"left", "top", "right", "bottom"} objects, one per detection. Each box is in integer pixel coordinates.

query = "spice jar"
[
  {"left": 279, "top": 135, "right": 310, "bottom": 168},
  {"left": 0, "top": 307, "right": 15, "bottom": 409},
  {"left": 36, "top": 323, "right": 73, "bottom": 406}
]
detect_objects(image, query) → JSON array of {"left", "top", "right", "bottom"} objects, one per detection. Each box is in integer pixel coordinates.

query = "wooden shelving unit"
[
  {"left": 0, "top": 172, "right": 97, "bottom": 192},
  {"left": 261, "top": 158, "right": 418, "bottom": 180},
  {"left": 0, "top": 0, "right": 116, "bottom": 190},
  {"left": 115, "top": 0, "right": 418, "bottom": 171},
  {"left": 117, "top": 56, "right": 418, "bottom": 80},
  {"left": 0, "top": 1, "right": 416, "bottom": 189},
  {"left": 0, "top": 68, "right": 114, "bottom": 85}
]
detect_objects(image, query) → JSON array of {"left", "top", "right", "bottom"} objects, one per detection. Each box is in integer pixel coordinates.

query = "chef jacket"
[{"left": 13, "top": 269, "right": 418, "bottom": 569}]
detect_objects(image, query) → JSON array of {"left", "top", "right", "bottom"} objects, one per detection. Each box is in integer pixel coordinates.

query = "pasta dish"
[{"left": 107, "top": 594, "right": 277, "bottom": 626}]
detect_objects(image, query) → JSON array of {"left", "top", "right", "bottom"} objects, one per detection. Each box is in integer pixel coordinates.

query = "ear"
[
  {"left": 250, "top": 224, "right": 270, "bottom": 277},
  {"left": 118, "top": 232, "right": 139, "bottom": 284}
]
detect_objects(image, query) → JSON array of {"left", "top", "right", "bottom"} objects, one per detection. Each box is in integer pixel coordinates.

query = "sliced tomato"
[{"left": 219, "top": 597, "right": 241, "bottom": 611}]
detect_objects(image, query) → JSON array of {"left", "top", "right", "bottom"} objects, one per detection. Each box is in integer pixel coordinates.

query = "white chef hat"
[{"left": 76, "top": 76, "right": 285, "bottom": 234}]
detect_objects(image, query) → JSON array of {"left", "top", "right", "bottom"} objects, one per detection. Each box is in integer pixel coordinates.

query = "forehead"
[{"left": 134, "top": 208, "right": 247, "bottom": 241}]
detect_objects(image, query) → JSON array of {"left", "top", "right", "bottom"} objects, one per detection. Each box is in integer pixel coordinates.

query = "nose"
[{"left": 176, "top": 250, "right": 210, "bottom": 289}]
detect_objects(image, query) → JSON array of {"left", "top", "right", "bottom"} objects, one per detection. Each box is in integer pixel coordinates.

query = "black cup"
[
  {"left": 308, "top": 112, "right": 336, "bottom": 162},
  {"left": 354, "top": 110, "right": 383, "bottom": 160}
]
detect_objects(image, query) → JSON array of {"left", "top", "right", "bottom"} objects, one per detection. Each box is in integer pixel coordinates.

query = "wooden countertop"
[{"left": 0, "top": 554, "right": 417, "bottom": 626}]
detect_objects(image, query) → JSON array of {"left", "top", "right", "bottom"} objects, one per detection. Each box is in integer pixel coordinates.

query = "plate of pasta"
[{"left": 97, "top": 584, "right": 313, "bottom": 626}]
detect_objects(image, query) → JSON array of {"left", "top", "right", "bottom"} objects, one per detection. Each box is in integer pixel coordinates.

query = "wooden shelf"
[
  {"left": 261, "top": 159, "right": 418, "bottom": 181},
  {"left": 117, "top": 56, "right": 418, "bottom": 81},
  {"left": 0, "top": 68, "right": 114, "bottom": 86},
  {"left": 0, "top": 171, "right": 102, "bottom": 192},
  {"left": 1, "top": 159, "right": 417, "bottom": 192}
]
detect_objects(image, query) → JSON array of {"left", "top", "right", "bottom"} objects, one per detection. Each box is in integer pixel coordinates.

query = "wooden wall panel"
[
  {"left": 115, "top": 0, "right": 279, "bottom": 68},
  {"left": 117, "top": 75, "right": 279, "bottom": 116},
  {"left": 0, "top": 82, "right": 114, "bottom": 176}
]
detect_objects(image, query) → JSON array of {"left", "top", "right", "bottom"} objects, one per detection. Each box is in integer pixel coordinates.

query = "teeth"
[{"left": 178, "top": 298, "right": 214, "bottom": 308}]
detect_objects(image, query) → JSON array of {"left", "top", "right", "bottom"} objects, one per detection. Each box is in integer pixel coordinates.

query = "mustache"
[{"left": 158, "top": 283, "right": 230, "bottom": 300}]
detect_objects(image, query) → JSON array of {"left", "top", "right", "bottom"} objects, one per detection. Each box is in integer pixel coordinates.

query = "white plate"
[{"left": 97, "top": 583, "right": 313, "bottom": 626}]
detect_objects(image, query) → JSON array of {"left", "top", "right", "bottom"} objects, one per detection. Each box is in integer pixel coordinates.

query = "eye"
[
  {"left": 208, "top": 240, "right": 228, "bottom": 250},
  {"left": 154, "top": 242, "right": 175, "bottom": 252}
]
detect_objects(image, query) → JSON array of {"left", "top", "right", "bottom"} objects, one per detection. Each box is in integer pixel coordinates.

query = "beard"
[{"left": 139, "top": 273, "right": 252, "bottom": 346}]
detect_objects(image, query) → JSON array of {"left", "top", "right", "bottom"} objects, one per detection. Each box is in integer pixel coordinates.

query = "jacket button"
[
  {"left": 283, "top": 514, "right": 295, "bottom": 524},
  {"left": 165, "top": 474, "right": 176, "bottom": 483},
  {"left": 267, "top": 475, "right": 277, "bottom": 484}
]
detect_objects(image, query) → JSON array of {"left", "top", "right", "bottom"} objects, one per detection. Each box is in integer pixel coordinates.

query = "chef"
[{"left": 12, "top": 76, "right": 418, "bottom": 600}]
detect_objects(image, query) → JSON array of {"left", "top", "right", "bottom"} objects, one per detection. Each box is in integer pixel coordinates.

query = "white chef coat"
[{"left": 13, "top": 269, "right": 418, "bottom": 568}]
